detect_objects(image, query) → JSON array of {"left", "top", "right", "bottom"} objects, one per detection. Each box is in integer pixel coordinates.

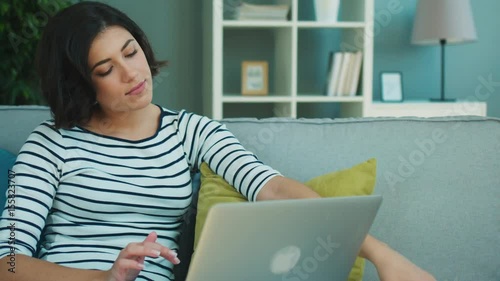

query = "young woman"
[{"left": 0, "top": 2, "right": 436, "bottom": 281}]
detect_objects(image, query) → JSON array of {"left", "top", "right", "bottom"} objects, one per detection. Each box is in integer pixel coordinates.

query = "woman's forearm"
[
  {"left": 0, "top": 254, "right": 106, "bottom": 281},
  {"left": 257, "top": 176, "right": 321, "bottom": 201}
]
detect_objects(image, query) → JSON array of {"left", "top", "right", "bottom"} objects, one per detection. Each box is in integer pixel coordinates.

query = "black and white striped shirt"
[{"left": 0, "top": 107, "right": 279, "bottom": 280}]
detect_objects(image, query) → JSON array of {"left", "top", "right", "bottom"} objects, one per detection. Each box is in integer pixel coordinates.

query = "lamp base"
[{"left": 430, "top": 98, "right": 456, "bottom": 102}]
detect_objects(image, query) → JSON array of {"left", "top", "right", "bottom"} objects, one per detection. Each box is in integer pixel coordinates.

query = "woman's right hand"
[{"left": 104, "top": 231, "right": 181, "bottom": 281}]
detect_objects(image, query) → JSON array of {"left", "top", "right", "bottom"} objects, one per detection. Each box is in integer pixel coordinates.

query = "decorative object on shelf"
[
  {"left": 241, "top": 61, "right": 268, "bottom": 96},
  {"left": 381, "top": 72, "right": 403, "bottom": 102},
  {"left": 233, "top": 2, "right": 290, "bottom": 21},
  {"left": 314, "top": 0, "right": 340, "bottom": 22},
  {"left": 412, "top": 0, "right": 477, "bottom": 102}
]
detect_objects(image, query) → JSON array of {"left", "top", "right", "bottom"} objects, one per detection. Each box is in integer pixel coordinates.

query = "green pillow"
[{"left": 195, "top": 158, "right": 377, "bottom": 281}]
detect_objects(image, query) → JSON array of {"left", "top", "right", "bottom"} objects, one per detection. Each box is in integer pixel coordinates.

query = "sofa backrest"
[
  {"left": 2, "top": 106, "right": 499, "bottom": 281},
  {"left": 0, "top": 106, "right": 52, "bottom": 212},
  {"left": 0, "top": 106, "right": 52, "bottom": 154},
  {"left": 221, "top": 116, "right": 500, "bottom": 281}
]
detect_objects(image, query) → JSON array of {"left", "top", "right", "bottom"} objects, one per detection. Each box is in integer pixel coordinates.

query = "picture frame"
[
  {"left": 380, "top": 72, "right": 403, "bottom": 102},
  {"left": 241, "top": 61, "right": 268, "bottom": 95}
]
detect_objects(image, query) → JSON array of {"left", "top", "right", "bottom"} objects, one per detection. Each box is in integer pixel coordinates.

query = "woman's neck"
[{"left": 87, "top": 103, "right": 160, "bottom": 140}]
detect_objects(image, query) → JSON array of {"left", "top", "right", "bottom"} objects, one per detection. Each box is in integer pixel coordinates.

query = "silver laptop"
[{"left": 186, "top": 195, "right": 382, "bottom": 281}]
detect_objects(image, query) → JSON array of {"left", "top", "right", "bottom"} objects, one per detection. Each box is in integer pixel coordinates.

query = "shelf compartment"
[
  {"left": 296, "top": 28, "right": 343, "bottom": 96},
  {"left": 298, "top": 0, "right": 365, "bottom": 22},
  {"left": 296, "top": 102, "right": 363, "bottom": 118},
  {"left": 297, "top": 27, "right": 365, "bottom": 98},
  {"left": 223, "top": 102, "right": 292, "bottom": 118},
  {"left": 296, "top": 102, "right": 340, "bottom": 118},
  {"left": 223, "top": 27, "right": 293, "bottom": 98},
  {"left": 222, "top": 0, "right": 294, "bottom": 22}
]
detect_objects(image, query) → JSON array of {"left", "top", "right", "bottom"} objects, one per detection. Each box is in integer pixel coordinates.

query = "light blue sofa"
[{"left": 1, "top": 105, "right": 499, "bottom": 281}]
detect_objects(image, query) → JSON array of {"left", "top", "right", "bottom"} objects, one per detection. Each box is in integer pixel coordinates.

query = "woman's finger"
[
  {"left": 142, "top": 232, "right": 180, "bottom": 265},
  {"left": 157, "top": 247, "right": 181, "bottom": 265},
  {"left": 144, "top": 231, "right": 157, "bottom": 243},
  {"left": 118, "top": 243, "right": 163, "bottom": 260},
  {"left": 114, "top": 257, "right": 145, "bottom": 271},
  {"left": 116, "top": 232, "right": 181, "bottom": 265}
]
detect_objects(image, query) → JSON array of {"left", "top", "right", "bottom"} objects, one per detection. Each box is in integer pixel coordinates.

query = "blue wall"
[
  {"left": 86, "top": 0, "right": 499, "bottom": 117},
  {"left": 373, "top": 0, "right": 500, "bottom": 117}
]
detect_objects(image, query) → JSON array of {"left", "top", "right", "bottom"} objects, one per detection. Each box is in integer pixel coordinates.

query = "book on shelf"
[
  {"left": 233, "top": 2, "right": 290, "bottom": 21},
  {"left": 325, "top": 52, "right": 343, "bottom": 96},
  {"left": 325, "top": 51, "right": 363, "bottom": 97},
  {"left": 335, "top": 52, "right": 351, "bottom": 96},
  {"left": 324, "top": 52, "right": 334, "bottom": 96},
  {"left": 347, "top": 51, "right": 363, "bottom": 96}
]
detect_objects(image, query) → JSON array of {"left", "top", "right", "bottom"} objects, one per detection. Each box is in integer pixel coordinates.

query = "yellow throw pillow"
[
  {"left": 195, "top": 158, "right": 377, "bottom": 281},
  {"left": 304, "top": 158, "right": 376, "bottom": 281}
]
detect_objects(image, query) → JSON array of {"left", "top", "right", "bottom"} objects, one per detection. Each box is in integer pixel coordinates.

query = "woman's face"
[{"left": 88, "top": 26, "right": 153, "bottom": 114}]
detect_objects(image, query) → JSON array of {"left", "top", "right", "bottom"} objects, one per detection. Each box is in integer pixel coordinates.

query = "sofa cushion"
[
  {"left": 0, "top": 148, "right": 17, "bottom": 208},
  {"left": 195, "top": 159, "right": 377, "bottom": 281}
]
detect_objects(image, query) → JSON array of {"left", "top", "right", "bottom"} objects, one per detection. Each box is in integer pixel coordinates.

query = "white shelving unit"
[{"left": 203, "top": 0, "right": 374, "bottom": 119}]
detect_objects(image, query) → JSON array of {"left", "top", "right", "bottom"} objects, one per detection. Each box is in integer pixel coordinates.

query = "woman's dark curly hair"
[{"left": 36, "top": 1, "right": 166, "bottom": 129}]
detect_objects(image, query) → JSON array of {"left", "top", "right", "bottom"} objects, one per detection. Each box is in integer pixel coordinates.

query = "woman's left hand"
[{"left": 105, "top": 231, "right": 180, "bottom": 281}]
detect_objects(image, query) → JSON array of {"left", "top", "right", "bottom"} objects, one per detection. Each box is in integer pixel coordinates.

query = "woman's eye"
[
  {"left": 125, "top": 49, "right": 137, "bottom": 58},
  {"left": 97, "top": 67, "right": 113, "bottom": 77}
]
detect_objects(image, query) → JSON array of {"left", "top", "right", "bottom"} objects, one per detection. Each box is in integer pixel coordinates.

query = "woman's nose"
[{"left": 121, "top": 62, "right": 138, "bottom": 82}]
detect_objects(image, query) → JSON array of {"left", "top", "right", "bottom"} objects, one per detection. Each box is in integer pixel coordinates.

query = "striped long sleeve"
[{"left": 0, "top": 107, "right": 279, "bottom": 280}]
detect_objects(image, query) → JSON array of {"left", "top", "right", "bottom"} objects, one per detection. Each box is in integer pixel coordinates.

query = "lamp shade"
[{"left": 412, "top": 0, "right": 477, "bottom": 45}]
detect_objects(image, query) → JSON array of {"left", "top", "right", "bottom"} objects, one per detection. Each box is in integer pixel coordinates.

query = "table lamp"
[{"left": 411, "top": 0, "right": 477, "bottom": 102}]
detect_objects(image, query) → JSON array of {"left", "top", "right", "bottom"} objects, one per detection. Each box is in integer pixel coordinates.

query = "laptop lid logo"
[
  {"left": 272, "top": 235, "right": 342, "bottom": 280},
  {"left": 270, "top": 245, "right": 301, "bottom": 274}
]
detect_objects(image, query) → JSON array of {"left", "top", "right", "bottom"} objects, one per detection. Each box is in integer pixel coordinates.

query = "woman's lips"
[{"left": 126, "top": 80, "right": 146, "bottom": 95}]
